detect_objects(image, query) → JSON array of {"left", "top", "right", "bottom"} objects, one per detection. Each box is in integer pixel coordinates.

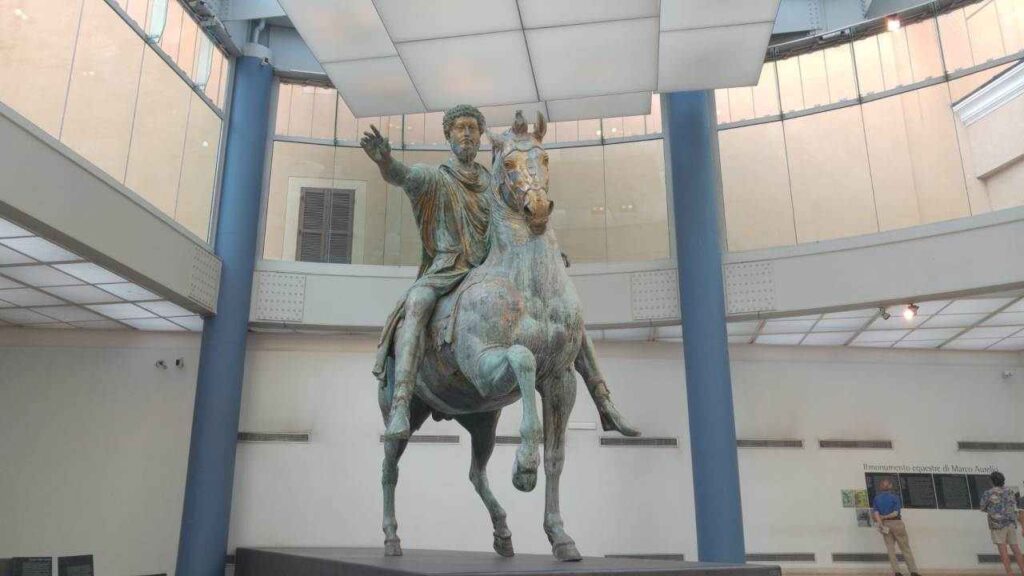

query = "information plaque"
[
  {"left": 58, "top": 555, "right": 93, "bottom": 576},
  {"left": 865, "top": 473, "right": 901, "bottom": 507},
  {"left": 11, "top": 558, "right": 51, "bottom": 576},
  {"left": 969, "top": 474, "right": 996, "bottom": 509},
  {"left": 900, "top": 473, "right": 938, "bottom": 509},
  {"left": 933, "top": 474, "right": 972, "bottom": 509}
]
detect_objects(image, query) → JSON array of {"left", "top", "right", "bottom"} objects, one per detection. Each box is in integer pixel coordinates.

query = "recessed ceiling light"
[
  {"left": 886, "top": 16, "right": 901, "bottom": 32},
  {"left": 903, "top": 303, "right": 919, "bottom": 320}
]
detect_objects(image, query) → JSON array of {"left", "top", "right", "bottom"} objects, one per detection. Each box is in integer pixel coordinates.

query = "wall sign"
[
  {"left": 11, "top": 558, "right": 52, "bottom": 576},
  {"left": 58, "top": 555, "right": 93, "bottom": 576}
]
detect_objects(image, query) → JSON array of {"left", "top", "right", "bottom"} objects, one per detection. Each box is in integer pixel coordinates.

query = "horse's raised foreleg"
[
  {"left": 380, "top": 395, "right": 431, "bottom": 556},
  {"left": 542, "top": 370, "right": 581, "bottom": 561},
  {"left": 476, "top": 344, "right": 542, "bottom": 492},
  {"left": 456, "top": 411, "right": 514, "bottom": 557}
]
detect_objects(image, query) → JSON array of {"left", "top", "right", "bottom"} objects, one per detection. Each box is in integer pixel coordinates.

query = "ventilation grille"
[
  {"left": 378, "top": 434, "right": 459, "bottom": 444},
  {"left": 188, "top": 245, "right": 221, "bottom": 312},
  {"left": 238, "top": 432, "right": 310, "bottom": 443},
  {"left": 738, "top": 439, "right": 804, "bottom": 449},
  {"left": 495, "top": 435, "right": 521, "bottom": 445},
  {"left": 819, "top": 439, "right": 893, "bottom": 449},
  {"left": 979, "top": 554, "right": 1002, "bottom": 564},
  {"left": 833, "top": 553, "right": 903, "bottom": 562},
  {"left": 747, "top": 553, "right": 815, "bottom": 562},
  {"left": 958, "top": 441, "right": 1024, "bottom": 452},
  {"left": 601, "top": 437, "right": 678, "bottom": 447},
  {"left": 606, "top": 554, "right": 685, "bottom": 561}
]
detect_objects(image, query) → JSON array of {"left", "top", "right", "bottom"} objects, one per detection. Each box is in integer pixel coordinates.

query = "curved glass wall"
[
  {"left": 0, "top": 0, "right": 228, "bottom": 242},
  {"left": 715, "top": 1, "right": 1024, "bottom": 252},
  {"left": 265, "top": 87, "right": 669, "bottom": 265}
]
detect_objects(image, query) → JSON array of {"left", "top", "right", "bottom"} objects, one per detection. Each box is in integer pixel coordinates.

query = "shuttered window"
[{"left": 297, "top": 187, "right": 354, "bottom": 263}]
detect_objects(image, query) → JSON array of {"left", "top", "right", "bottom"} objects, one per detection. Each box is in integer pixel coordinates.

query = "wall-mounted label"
[
  {"left": 58, "top": 555, "right": 93, "bottom": 576},
  {"left": 11, "top": 557, "right": 51, "bottom": 576}
]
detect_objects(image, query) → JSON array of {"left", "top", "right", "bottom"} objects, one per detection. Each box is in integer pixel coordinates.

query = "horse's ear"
[{"left": 534, "top": 111, "right": 547, "bottom": 142}]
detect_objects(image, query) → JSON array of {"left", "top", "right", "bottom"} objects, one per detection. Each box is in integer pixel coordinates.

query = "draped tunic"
[{"left": 372, "top": 158, "right": 491, "bottom": 382}]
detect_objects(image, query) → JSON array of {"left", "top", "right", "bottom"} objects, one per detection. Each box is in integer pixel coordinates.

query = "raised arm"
[{"left": 360, "top": 125, "right": 411, "bottom": 187}]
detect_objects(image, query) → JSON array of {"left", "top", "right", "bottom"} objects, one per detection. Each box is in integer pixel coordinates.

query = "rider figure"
[{"left": 361, "top": 105, "right": 638, "bottom": 440}]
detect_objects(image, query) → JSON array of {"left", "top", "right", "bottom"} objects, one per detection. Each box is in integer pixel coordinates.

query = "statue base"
[{"left": 234, "top": 547, "right": 781, "bottom": 576}]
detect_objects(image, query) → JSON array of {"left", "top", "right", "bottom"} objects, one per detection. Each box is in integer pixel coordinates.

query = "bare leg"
[
  {"left": 380, "top": 397, "right": 431, "bottom": 556},
  {"left": 542, "top": 370, "right": 581, "bottom": 561},
  {"left": 998, "top": 543, "right": 1012, "bottom": 576},
  {"left": 457, "top": 411, "right": 514, "bottom": 557},
  {"left": 386, "top": 286, "right": 437, "bottom": 439},
  {"left": 574, "top": 330, "right": 639, "bottom": 437},
  {"left": 1011, "top": 543, "right": 1024, "bottom": 574}
]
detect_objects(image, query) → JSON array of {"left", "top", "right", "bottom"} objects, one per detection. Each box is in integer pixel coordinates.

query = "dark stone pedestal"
[{"left": 235, "top": 547, "right": 781, "bottom": 576}]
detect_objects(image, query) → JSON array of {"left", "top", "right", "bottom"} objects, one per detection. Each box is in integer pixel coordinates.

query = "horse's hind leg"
[
  {"left": 477, "top": 344, "right": 542, "bottom": 492},
  {"left": 381, "top": 395, "right": 430, "bottom": 556},
  {"left": 542, "top": 370, "right": 581, "bottom": 561},
  {"left": 456, "top": 411, "right": 514, "bottom": 557}
]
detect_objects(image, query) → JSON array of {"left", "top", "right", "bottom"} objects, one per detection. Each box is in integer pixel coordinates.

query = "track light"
[
  {"left": 879, "top": 307, "right": 891, "bottom": 320},
  {"left": 886, "top": 16, "right": 901, "bottom": 32},
  {"left": 903, "top": 303, "right": 919, "bottom": 320}
]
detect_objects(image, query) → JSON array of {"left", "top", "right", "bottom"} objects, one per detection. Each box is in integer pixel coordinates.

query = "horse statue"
[{"left": 379, "top": 110, "right": 594, "bottom": 562}]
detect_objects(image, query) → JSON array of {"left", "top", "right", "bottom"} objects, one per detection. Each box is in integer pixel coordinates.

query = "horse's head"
[{"left": 489, "top": 110, "right": 551, "bottom": 235}]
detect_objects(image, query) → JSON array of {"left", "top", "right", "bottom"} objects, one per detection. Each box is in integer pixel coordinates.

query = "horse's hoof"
[
  {"left": 512, "top": 467, "right": 537, "bottom": 492},
  {"left": 553, "top": 541, "right": 582, "bottom": 562},
  {"left": 384, "top": 539, "right": 403, "bottom": 556},
  {"left": 493, "top": 534, "right": 515, "bottom": 557}
]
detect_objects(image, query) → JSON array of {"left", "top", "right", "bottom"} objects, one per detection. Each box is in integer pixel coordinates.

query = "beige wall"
[{"left": 718, "top": 65, "right": 1024, "bottom": 251}]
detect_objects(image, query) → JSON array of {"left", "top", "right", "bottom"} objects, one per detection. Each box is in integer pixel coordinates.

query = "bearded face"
[{"left": 448, "top": 116, "right": 481, "bottom": 164}]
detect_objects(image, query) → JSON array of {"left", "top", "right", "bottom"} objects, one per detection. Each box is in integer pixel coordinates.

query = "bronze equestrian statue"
[{"left": 360, "top": 108, "right": 639, "bottom": 562}]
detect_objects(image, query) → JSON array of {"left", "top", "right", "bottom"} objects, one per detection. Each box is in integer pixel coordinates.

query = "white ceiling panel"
[
  {"left": 919, "top": 313, "right": 988, "bottom": 328},
  {"left": 518, "top": 0, "right": 659, "bottom": 28},
  {"left": 0, "top": 277, "right": 21, "bottom": 290},
  {"left": 170, "top": 316, "right": 205, "bottom": 331},
  {"left": 853, "top": 330, "right": 908, "bottom": 343},
  {"left": 0, "top": 218, "right": 31, "bottom": 238},
  {"left": 546, "top": 92, "right": 652, "bottom": 121},
  {"left": 812, "top": 317, "right": 869, "bottom": 332},
  {"left": 324, "top": 58, "right": 425, "bottom": 117},
  {"left": 69, "top": 320, "right": 128, "bottom": 330},
  {"left": 940, "top": 298, "right": 1014, "bottom": 314},
  {"left": 32, "top": 306, "right": 106, "bottom": 323},
  {"left": 901, "top": 328, "right": 963, "bottom": 341},
  {"left": 727, "top": 320, "right": 759, "bottom": 335},
  {"left": 960, "top": 326, "right": 1022, "bottom": 339},
  {"left": 762, "top": 318, "right": 817, "bottom": 334},
  {"left": 728, "top": 334, "right": 751, "bottom": 344},
  {"left": 374, "top": 0, "right": 520, "bottom": 42},
  {"left": 398, "top": 31, "right": 537, "bottom": 109},
  {"left": 908, "top": 300, "right": 951, "bottom": 315},
  {"left": 983, "top": 312, "right": 1024, "bottom": 326},
  {"left": 0, "top": 288, "right": 63, "bottom": 307},
  {"left": 97, "top": 282, "right": 159, "bottom": 301},
  {"left": 944, "top": 338, "right": 1002, "bottom": 350},
  {"left": 867, "top": 315, "right": 930, "bottom": 330},
  {"left": 0, "top": 308, "right": 58, "bottom": 324},
  {"left": 527, "top": 18, "right": 658, "bottom": 101},
  {"left": 53, "top": 262, "right": 125, "bottom": 284},
  {"left": 42, "top": 285, "right": 122, "bottom": 304},
  {"left": 850, "top": 340, "right": 894, "bottom": 348},
  {"left": 802, "top": 332, "right": 854, "bottom": 346},
  {"left": 0, "top": 238, "right": 79, "bottom": 262},
  {"left": 989, "top": 337, "right": 1024, "bottom": 351},
  {"left": 0, "top": 265, "right": 83, "bottom": 287},
  {"left": 0, "top": 245, "right": 34, "bottom": 265},
  {"left": 755, "top": 333, "right": 804, "bottom": 345},
  {"left": 277, "top": 0, "right": 396, "bottom": 62},
  {"left": 822, "top": 308, "right": 878, "bottom": 319},
  {"left": 893, "top": 340, "right": 944, "bottom": 349},
  {"left": 86, "top": 303, "right": 157, "bottom": 320},
  {"left": 1004, "top": 299, "right": 1024, "bottom": 313},
  {"left": 659, "top": 22, "right": 773, "bottom": 91},
  {"left": 122, "top": 318, "right": 186, "bottom": 331},
  {"left": 478, "top": 102, "right": 548, "bottom": 127},
  {"left": 661, "top": 0, "right": 781, "bottom": 31},
  {"left": 138, "top": 300, "right": 193, "bottom": 317}
]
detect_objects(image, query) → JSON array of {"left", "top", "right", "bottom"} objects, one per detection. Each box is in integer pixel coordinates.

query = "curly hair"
[{"left": 442, "top": 104, "right": 486, "bottom": 141}]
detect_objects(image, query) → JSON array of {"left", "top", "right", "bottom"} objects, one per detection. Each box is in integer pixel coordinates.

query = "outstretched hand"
[{"left": 360, "top": 125, "right": 391, "bottom": 164}]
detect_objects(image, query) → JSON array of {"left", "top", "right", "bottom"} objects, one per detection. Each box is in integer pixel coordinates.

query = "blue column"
[
  {"left": 664, "top": 91, "right": 745, "bottom": 563},
  {"left": 176, "top": 55, "right": 273, "bottom": 576}
]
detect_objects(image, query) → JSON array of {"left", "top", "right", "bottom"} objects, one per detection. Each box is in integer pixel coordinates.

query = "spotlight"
[
  {"left": 886, "top": 16, "right": 901, "bottom": 32},
  {"left": 879, "top": 307, "right": 891, "bottom": 320},
  {"left": 903, "top": 303, "right": 919, "bottom": 320}
]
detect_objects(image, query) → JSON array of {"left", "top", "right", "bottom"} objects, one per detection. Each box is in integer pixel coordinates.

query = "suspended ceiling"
[{"left": 275, "top": 0, "right": 781, "bottom": 121}]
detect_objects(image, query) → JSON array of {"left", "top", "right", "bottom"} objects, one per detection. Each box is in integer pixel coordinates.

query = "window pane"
[
  {"left": 551, "top": 121, "right": 579, "bottom": 143},
  {"left": 176, "top": 11, "right": 198, "bottom": 78},
  {"left": 0, "top": 0, "right": 84, "bottom": 136},
  {"left": 159, "top": 0, "right": 182, "bottom": 62},
  {"left": 125, "top": 48, "right": 190, "bottom": 216},
  {"left": 579, "top": 119, "right": 601, "bottom": 141},
  {"left": 776, "top": 56, "right": 804, "bottom": 112},
  {"left": 727, "top": 87, "right": 755, "bottom": 121},
  {"left": 645, "top": 94, "right": 662, "bottom": 134},
  {"left": 61, "top": 0, "right": 145, "bottom": 181},
  {"left": 288, "top": 85, "right": 315, "bottom": 138},
  {"left": 621, "top": 115, "right": 645, "bottom": 137},
  {"left": 402, "top": 112, "right": 425, "bottom": 146},
  {"left": 603, "top": 140, "right": 668, "bottom": 261},
  {"left": 823, "top": 45, "right": 857, "bottom": 103},
  {"left": 714, "top": 89, "right": 732, "bottom": 124},
  {"left": 854, "top": 36, "right": 886, "bottom": 96},
  {"left": 798, "top": 50, "right": 829, "bottom": 108},
  {"left": 751, "top": 63, "right": 780, "bottom": 118},
  {"left": 176, "top": 93, "right": 222, "bottom": 240},
  {"left": 205, "top": 49, "right": 224, "bottom": 104},
  {"left": 906, "top": 19, "right": 944, "bottom": 82},
  {"left": 967, "top": 0, "right": 1008, "bottom": 63},
  {"left": 217, "top": 53, "right": 229, "bottom": 108},
  {"left": 423, "top": 112, "right": 445, "bottom": 146},
  {"left": 547, "top": 146, "right": 607, "bottom": 263},
  {"left": 311, "top": 87, "right": 337, "bottom": 140},
  {"left": 602, "top": 117, "right": 624, "bottom": 138},
  {"left": 938, "top": 9, "right": 974, "bottom": 72},
  {"left": 996, "top": 0, "right": 1024, "bottom": 54},
  {"left": 124, "top": 0, "right": 149, "bottom": 28},
  {"left": 877, "top": 29, "right": 912, "bottom": 89},
  {"left": 275, "top": 83, "right": 292, "bottom": 136}
]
